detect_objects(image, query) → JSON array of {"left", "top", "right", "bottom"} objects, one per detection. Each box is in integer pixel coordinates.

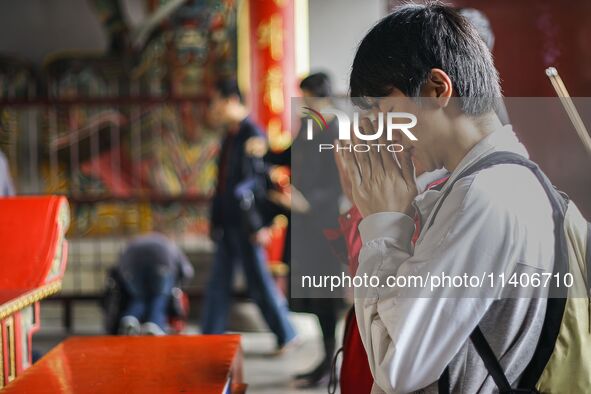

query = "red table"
[{"left": 0, "top": 335, "right": 245, "bottom": 393}]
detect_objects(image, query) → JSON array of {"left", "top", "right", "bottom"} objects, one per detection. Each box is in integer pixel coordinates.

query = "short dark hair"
[
  {"left": 300, "top": 72, "right": 332, "bottom": 97},
  {"left": 458, "top": 8, "right": 495, "bottom": 50},
  {"left": 350, "top": 2, "right": 501, "bottom": 116},
  {"left": 215, "top": 79, "right": 242, "bottom": 102}
]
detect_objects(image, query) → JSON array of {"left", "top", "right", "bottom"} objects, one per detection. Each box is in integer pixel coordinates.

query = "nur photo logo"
[{"left": 303, "top": 107, "right": 418, "bottom": 153}]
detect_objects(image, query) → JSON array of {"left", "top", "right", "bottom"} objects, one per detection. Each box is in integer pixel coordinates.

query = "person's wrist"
[
  {"left": 359, "top": 203, "right": 414, "bottom": 218},
  {"left": 358, "top": 212, "right": 415, "bottom": 245}
]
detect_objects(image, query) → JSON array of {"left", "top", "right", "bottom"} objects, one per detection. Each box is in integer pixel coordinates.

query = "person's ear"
[{"left": 421, "top": 68, "right": 453, "bottom": 108}]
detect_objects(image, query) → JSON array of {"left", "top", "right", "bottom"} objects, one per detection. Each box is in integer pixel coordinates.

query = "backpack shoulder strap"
[
  {"left": 470, "top": 327, "right": 513, "bottom": 393},
  {"left": 439, "top": 327, "right": 515, "bottom": 394}
]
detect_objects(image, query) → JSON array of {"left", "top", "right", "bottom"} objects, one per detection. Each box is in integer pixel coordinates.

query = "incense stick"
[{"left": 545, "top": 67, "right": 591, "bottom": 156}]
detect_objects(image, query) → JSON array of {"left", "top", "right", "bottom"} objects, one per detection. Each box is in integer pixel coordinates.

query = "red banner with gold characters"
[{"left": 248, "top": 0, "right": 296, "bottom": 149}]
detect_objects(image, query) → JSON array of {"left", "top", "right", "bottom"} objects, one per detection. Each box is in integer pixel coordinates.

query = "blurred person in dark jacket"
[
  {"left": 117, "top": 232, "right": 194, "bottom": 335},
  {"left": 201, "top": 80, "right": 297, "bottom": 352},
  {"left": 289, "top": 72, "right": 343, "bottom": 388}
]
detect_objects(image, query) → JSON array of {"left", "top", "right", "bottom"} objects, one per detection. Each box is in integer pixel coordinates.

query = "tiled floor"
[{"left": 32, "top": 302, "right": 342, "bottom": 394}]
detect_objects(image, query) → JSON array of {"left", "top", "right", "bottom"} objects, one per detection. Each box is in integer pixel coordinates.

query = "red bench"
[{"left": 1, "top": 335, "right": 245, "bottom": 393}]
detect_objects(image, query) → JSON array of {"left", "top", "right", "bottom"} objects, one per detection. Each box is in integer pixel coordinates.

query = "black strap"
[
  {"left": 327, "top": 347, "right": 343, "bottom": 394},
  {"left": 470, "top": 327, "right": 513, "bottom": 393},
  {"left": 439, "top": 327, "right": 542, "bottom": 394},
  {"left": 431, "top": 151, "right": 569, "bottom": 392},
  {"left": 438, "top": 367, "right": 450, "bottom": 394},
  {"left": 328, "top": 308, "right": 355, "bottom": 394}
]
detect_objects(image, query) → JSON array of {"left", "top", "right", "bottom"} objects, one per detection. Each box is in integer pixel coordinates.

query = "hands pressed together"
[{"left": 335, "top": 116, "right": 418, "bottom": 218}]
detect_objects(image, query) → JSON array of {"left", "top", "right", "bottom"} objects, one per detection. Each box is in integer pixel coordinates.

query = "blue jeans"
[
  {"left": 121, "top": 266, "right": 174, "bottom": 331},
  {"left": 201, "top": 227, "right": 296, "bottom": 346}
]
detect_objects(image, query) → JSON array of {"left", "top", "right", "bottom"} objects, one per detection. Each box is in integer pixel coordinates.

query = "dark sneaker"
[{"left": 293, "top": 361, "right": 331, "bottom": 388}]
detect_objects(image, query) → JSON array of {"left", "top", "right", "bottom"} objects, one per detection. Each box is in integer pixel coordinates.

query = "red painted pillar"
[{"left": 248, "top": 0, "right": 296, "bottom": 147}]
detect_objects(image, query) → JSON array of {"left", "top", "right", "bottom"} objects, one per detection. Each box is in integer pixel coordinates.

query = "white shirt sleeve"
[{"left": 354, "top": 174, "right": 527, "bottom": 393}]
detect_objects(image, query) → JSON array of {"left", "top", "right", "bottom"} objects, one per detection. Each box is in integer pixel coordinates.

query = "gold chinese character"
[
  {"left": 267, "top": 117, "right": 292, "bottom": 150},
  {"left": 257, "top": 14, "right": 283, "bottom": 61},
  {"left": 263, "top": 66, "right": 284, "bottom": 114}
]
